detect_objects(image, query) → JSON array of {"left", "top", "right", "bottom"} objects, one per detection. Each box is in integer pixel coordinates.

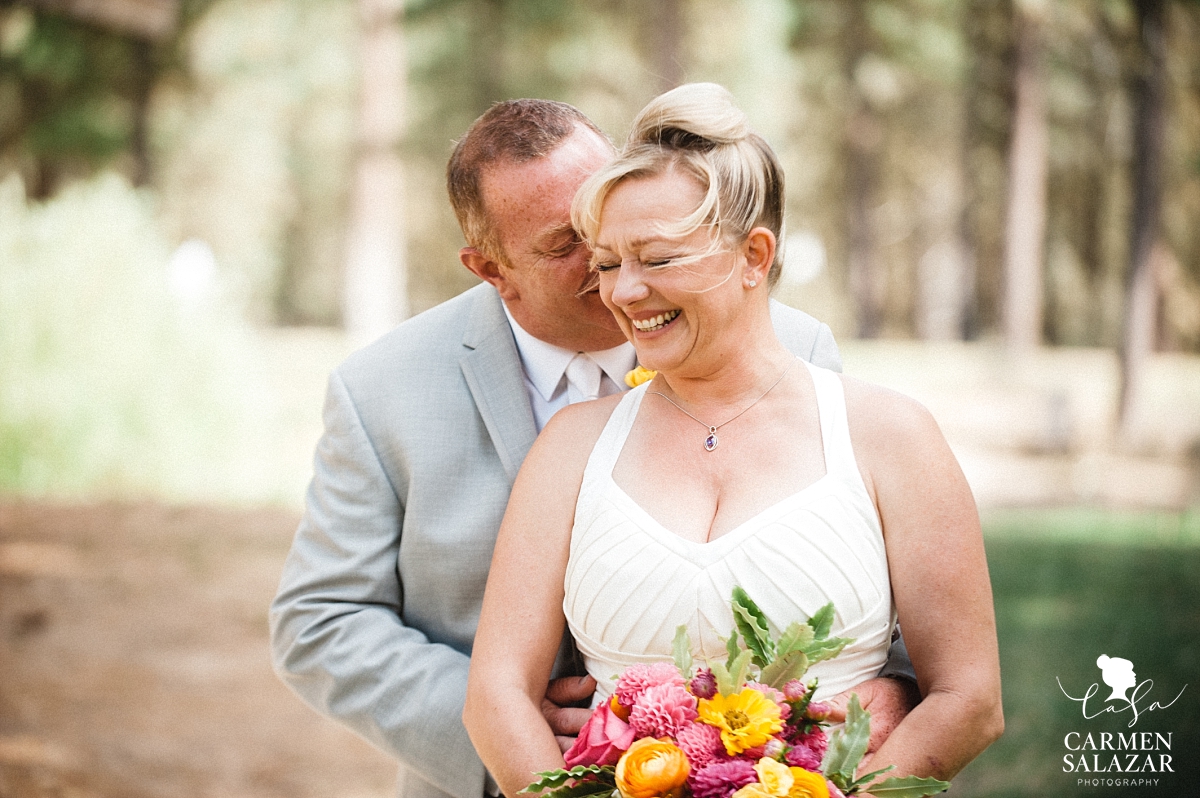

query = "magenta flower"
[
  {"left": 614, "top": 662, "right": 684, "bottom": 707},
  {"left": 688, "top": 759, "right": 758, "bottom": 798},
  {"left": 628, "top": 682, "right": 698, "bottom": 738},
  {"left": 784, "top": 728, "right": 828, "bottom": 771},
  {"left": 690, "top": 669, "right": 718, "bottom": 699}
]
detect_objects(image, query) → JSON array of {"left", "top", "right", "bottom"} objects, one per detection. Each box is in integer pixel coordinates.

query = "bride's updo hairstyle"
[{"left": 573, "top": 82, "right": 786, "bottom": 289}]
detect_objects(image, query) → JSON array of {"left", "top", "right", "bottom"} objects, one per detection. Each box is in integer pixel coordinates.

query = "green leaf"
[
  {"left": 760, "top": 648, "right": 809, "bottom": 689},
  {"left": 731, "top": 587, "right": 775, "bottom": 667},
  {"left": 807, "top": 602, "right": 835, "bottom": 639},
  {"left": 725, "top": 630, "right": 741, "bottom": 669},
  {"left": 846, "top": 765, "right": 895, "bottom": 790},
  {"left": 521, "top": 765, "right": 612, "bottom": 793},
  {"left": 711, "top": 660, "right": 736, "bottom": 697},
  {"left": 672, "top": 625, "right": 693, "bottom": 677},
  {"left": 861, "top": 775, "right": 951, "bottom": 797},
  {"left": 820, "top": 693, "right": 870, "bottom": 782},
  {"left": 725, "top": 648, "right": 753, "bottom": 694},
  {"left": 776, "top": 621, "right": 814, "bottom": 656},
  {"left": 802, "top": 635, "right": 852, "bottom": 666},
  {"left": 545, "top": 780, "right": 618, "bottom": 798}
]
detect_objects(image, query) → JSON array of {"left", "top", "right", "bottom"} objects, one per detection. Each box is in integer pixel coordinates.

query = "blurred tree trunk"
[
  {"left": 128, "top": 38, "right": 154, "bottom": 186},
  {"left": 643, "top": 0, "right": 685, "bottom": 92},
  {"left": 343, "top": 0, "right": 408, "bottom": 341},
  {"left": 471, "top": 0, "right": 506, "bottom": 110},
  {"left": 844, "top": 0, "right": 884, "bottom": 339},
  {"left": 961, "top": 0, "right": 1015, "bottom": 340},
  {"left": 1118, "top": 0, "right": 1168, "bottom": 430},
  {"left": 1001, "top": 0, "right": 1048, "bottom": 351}
]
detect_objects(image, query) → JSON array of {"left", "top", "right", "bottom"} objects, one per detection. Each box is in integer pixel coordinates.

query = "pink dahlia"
[
  {"left": 628, "top": 681, "right": 698, "bottom": 738},
  {"left": 688, "top": 759, "right": 757, "bottom": 798},
  {"left": 674, "top": 721, "right": 725, "bottom": 770},
  {"left": 614, "top": 662, "right": 684, "bottom": 707},
  {"left": 784, "top": 728, "right": 828, "bottom": 771},
  {"left": 746, "top": 682, "right": 787, "bottom": 705}
]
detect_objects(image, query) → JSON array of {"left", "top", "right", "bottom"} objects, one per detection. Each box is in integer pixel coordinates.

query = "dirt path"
[{"left": 0, "top": 501, "right": 395, "bottom": 798}]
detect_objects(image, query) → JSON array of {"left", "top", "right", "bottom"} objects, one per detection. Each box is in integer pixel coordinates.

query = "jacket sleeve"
[
  {"left": 807, "top": 322, "right": 844, "bottom": 373},
  {"left": 269, "top": 370, "right": 487, "bottom": 798}
]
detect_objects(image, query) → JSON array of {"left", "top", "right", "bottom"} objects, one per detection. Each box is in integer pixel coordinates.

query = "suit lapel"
[{"left": 460, "top": 286, "right": 538, "bottom": 483}]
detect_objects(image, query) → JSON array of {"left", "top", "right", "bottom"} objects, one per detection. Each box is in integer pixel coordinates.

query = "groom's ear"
[{"left": 460, "top": 247, "right": 519, "bottom": 301}]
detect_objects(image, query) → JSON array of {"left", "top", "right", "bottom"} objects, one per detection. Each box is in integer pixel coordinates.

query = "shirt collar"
[{"left": 502, "top": 303, "right": 636, "bottom": 401}]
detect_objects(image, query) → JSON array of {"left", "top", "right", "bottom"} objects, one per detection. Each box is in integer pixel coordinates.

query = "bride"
[{"left": 464, "top": 83, "right": 1003, "bottom": 795}]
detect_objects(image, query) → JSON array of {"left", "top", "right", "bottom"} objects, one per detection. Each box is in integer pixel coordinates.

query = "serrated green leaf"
[
  {"left": 776, "top": 621, "right": 814, "bottom": 656},
  {"left": 802, "top": 635, "right": 853, "bottom": 666},
  {"left": 846, "top": 765, "right": 895, "bottom": 790},
  {"left": 760, "top": 648, "right": 809, "bottom": 688},
  {"left": 672, "top": 625, "right": 693, "bottom": 677},
  {"left": 521, "top": 765, "right": 612, "bottom": 793},
  {"left": 711, "top": 660, "right": 736, "bottom": 697},
  {"left": 728, "top": 648, "right": 753, "bottom": 691},
  {"left": 820, "top": 693, "right": 871, "bottom": 782},
  {"left": 807, "top": 603, "right": 835, "bottom": 639},
  {"left": 862, "top": 775, "right": 950, "bottom": 797},
  {"left": 731, "top": 587, "right": 775, "bottom": 667},
  {"left": 725, "top": 630, "right": 741, "bottom": 670},
  {"left": 544, "top": 779, "right": 618, "bottom": 798}
]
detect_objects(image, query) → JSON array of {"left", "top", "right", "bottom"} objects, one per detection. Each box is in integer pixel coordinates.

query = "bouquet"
[{"left": 524, "top": 588, "right": 948, "bottom": 798}]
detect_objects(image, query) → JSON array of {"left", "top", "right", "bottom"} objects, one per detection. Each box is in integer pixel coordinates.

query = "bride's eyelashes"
[{"left": 592, "top": 257, "right": 681, "bottom": 272}]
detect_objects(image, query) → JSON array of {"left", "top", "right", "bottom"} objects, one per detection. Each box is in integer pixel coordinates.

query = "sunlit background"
[{"left": 1, "top": 1, "right": 1198, "bottom": 796}]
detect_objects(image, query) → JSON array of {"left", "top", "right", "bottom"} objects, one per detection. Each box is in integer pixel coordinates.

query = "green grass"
[{"left": 952, "top": 510, "right": 1200, "bottom": 797}]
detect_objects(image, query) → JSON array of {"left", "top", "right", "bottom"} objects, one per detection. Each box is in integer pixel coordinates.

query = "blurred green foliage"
[{"left": 0, "top": 172, "right": 273, "bottom": 501}]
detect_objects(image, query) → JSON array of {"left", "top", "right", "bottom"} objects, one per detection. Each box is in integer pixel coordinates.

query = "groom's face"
[{"left": 472, "top": 128, "right": 628, "bottom": 352}]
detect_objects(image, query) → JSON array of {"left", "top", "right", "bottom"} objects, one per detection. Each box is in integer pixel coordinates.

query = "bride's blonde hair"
[{"left": 572, "top": 83, "right": 786, "bottom": 288}]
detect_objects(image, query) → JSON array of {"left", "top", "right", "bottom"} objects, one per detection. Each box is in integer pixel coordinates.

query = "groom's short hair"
[{"left": 447, "top": 99, "right": 610, "bottom": 264}]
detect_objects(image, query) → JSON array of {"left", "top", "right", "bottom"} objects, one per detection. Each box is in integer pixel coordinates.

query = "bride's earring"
[{"left": 748, "top": 279, "right": 757, "bottom": 288}]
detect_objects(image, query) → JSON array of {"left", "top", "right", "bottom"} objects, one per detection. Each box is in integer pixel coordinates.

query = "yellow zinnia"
[
  {"left": 624, "top": 365, "right": 657, "bottom": 388},
  {"left": 786, "top": 768, "right": 829, "bottom": 798},
  {"left": 696, "top": 689, "right": 784, "bottom": 755}
]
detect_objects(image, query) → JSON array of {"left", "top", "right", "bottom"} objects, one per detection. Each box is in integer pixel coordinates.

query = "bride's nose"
[{"left": 609, "top": 261, "right": 650, "bottom": 307}]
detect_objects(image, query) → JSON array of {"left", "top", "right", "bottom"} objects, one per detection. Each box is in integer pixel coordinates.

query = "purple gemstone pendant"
[{"left": 704, "top": 428, "right": 718, "bottom": 451}]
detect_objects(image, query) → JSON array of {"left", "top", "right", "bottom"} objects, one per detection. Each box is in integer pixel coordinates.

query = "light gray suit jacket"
[{"left": 270, "top": 283, "right": 843, "bottom": 798}]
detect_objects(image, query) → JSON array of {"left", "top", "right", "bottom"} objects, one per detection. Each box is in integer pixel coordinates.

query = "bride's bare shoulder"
[
  {"left": 524, "top": 394, "right": 623, "bottom": 470},
  {"left": 837, "top": 373, "right": 947, "bottom": 462}
]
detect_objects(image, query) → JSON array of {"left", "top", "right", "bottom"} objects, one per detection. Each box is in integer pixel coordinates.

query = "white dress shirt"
[{"left": 502, "top": 305, "right": 636, "bottom": 432}]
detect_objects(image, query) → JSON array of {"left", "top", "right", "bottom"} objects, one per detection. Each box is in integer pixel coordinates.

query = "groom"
[{"left": 270, "top": 99, "right": 915, "bottom": 798}]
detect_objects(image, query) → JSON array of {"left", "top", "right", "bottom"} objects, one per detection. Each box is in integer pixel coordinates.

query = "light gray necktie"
[{"left": 565, "top": 353, "right": 602, "bottom": 404}]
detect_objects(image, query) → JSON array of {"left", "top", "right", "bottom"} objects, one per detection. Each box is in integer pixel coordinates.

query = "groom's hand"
[
  {"left": 825, "top": 676, "right": 921, "bottom": 765},
  {"left": 542, "top": 675, "right": 597, "bottom": 753}
]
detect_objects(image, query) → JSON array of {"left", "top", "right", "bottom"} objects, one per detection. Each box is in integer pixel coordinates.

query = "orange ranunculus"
[
  {"left": 614, "top": 737, "right": 690, "bottom": 798},
  {"left": 785, "top": 768, "right": 829, "bottom": 798}
]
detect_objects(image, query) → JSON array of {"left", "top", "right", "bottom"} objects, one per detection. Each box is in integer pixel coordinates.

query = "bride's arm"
[
  {"left": 843, "top": 377, "right": 1004, "bottom": 785},
  {"left": 464, "top": 399, "right": 616, "bottom": 798}
]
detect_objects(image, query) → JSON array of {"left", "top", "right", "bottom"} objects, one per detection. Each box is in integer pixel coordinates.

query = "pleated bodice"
[{"left": 563, "top": 360, "right": 894, "bottom": 704}]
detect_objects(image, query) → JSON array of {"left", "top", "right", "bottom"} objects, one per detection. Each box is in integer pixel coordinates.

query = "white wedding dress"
[{"left": 563, "top": 360, "right": 895, "bottom": 705}]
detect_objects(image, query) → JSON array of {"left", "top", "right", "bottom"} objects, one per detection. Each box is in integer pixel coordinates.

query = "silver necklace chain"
[{"left": 647, "top": 359, "right": 796, "bottom": 452}]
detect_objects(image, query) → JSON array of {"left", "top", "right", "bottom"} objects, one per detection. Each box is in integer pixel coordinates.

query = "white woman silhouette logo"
[{"left": 1096, "top": 655, "right": 1137, "bottom": 704}]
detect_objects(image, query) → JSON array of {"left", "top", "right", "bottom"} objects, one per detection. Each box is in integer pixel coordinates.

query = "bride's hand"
[
  {"left": 825, "top": 676, "right": 922, "bottom": 768},
  {"left": 541, "top": 675, "right": 598, "bottom": 752}
]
